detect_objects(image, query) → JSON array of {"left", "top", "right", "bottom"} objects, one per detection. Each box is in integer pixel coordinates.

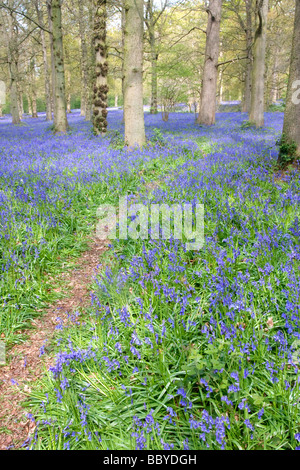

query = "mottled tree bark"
[
  {"left": 249, "top": 0, "right": 269, "bottom": 128},
  {"left": 279, "top": 0, "right": 300, "bottom": 164},
  {"left": 49, "top": 0, "right": 68, "bottom": 133},
  {"left": 197, "top": 0, "right": 222, "bottom": 126},
  {"left": 93, "top": 0, "right": 108, "bottom": 135},
  {"left": 123, "top": 0, "right": 146, "bottom": 147}
]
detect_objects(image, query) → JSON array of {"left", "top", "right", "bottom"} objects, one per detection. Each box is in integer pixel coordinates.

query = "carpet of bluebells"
[{"left": 1, "top": 110, "right": 300, "bottom": 450}]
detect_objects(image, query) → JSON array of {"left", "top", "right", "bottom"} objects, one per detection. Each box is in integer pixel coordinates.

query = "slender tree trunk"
[
  {"left": 32, "top": 93, "right": 37, "bottom": 117},
  {"left": 7, "top": 9, "right": 20, "bottom": 124},
  {"left": 197, "top": 0, "right": 222, "bottom": 125},
  {"left": 9, "top": 67, "right": 19, "bottom": 123},
  {"left": 150, "top": 36, "right": 158, "bottom": 114},
  {"left": 66, "top": 68, "right": 71, "bottom": 113},
  {"left": 36, "top": 0, "right": 52, "bottom": 120},
  {"left": 47, "top": 1, "right": 56, "bottom": 117},
  {"left": 278, "top": 0, "right": 300, "bottom": 165},
  {"left": 78, "top": 0, "right": 88, "bottom": 117},
  {"left": 10, "top": 80, "right": 19, "bottom": 123},
  {"left": 85, "top": 1, "right": 95, "bottom": 121},
  {"left": 10, "top": 69, "right": 20, "bottom": 124},
  {"left": 93, "top": 0, "right": 109, "bottom": 135},
  {"left": 17, "top": 83, "right": 23, "bottom": 119},
  {"left": 249, "top": 0, "right": 269, "bottom": 128},
  {"left": 123, "top": 0, "right": 146, "bottom": 147},
  {"left": 28, "top": 95, "right": 32, "bottom": 115},
  {"left": 217, "top": 66, "right": 223, "bottom": 108},
  {"left": 242, "top": 0, "right": 253, "bottom": 113},
  {"left": 115, "top": 94, "right": 118, "bottom": 107},
  {"left": 49, "top": 0, "right": 68, "bottom": 133},
  {"left": 121, "top": 1, "right": 125, "bottom": 123},
  {"left": 270, "top": 48, "right": 278, "bottom": 103},
  {"left": 29, "top": 59, "right": 38, "bottom": 118}
]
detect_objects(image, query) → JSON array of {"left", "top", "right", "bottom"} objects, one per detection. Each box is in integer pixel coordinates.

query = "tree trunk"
[
  {"left": 7, "top": 10, "right": 20, "bottom": 124},
  {"left": 78, "top": 0, "right": 88, "bottom": 117},
  {"left": 93, "top": 0, "right": 109, "bottom": 135},
  {"left": 278, "top": 0, "right": 300, "bottom": 165},
  {"left": 249, "top": 0, "right": 269, "bottom": 128},
  {"left": 47, "top": 1, "right": 56, "bottom": 117},
  {"left": 270, "top": 48, "right": 278, "bottom": 104},
  {"left": 217, "top": 66, "right": 223, "bottom": 108},
  {"left": 121, "top": 1, "right": 125, "bottom": 123},
  {"left": 10, "top": 72, "right": 20, "bottom": 124},
  {"left": 32, "top": 93, "right": 38, "bottom": 118},
  {"left": 150, "top": 41, "right": 158, "bottom": 114},
  {"left": 115, "top": 94, "right": 118, "bottom": 107},
  {"left": 27, "top": 95, "right": 32, "bottom": 115},
  {"left": 84, "top": 0, "right": 95, "bottom": 121},
  {"left": 197, "top": 0, "right": 222, "bottom": 126},
  {"left": 49, "top": 0, "right": 68, "bottom": 133},
  {"left": 17, "top": 83, "right": 23, "bottom": 119},
  {"left": 123, "top": 0, "right": 146, "bottom": 147},
  {"left": 36, "top": 0, "right": 52, "bottom": 121},
  {"left": 66, "top": 68, "right": 71, "bottom": 113},
  {"left": 242, "top": 0, "right": 253, "bottom": 113},
  {"left": 148, "top": 10, "right": 158, "bottom": 115},
  {"left": 29, "top": 59, "right": 38, "bottom": 118}
]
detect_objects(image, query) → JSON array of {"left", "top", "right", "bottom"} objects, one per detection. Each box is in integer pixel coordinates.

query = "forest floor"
[
  {"left": 0, "top": 237, "right": 108, "bottom": 449},
  {"left": 0, "top": 110, "right": 300, "bottom": 450}
]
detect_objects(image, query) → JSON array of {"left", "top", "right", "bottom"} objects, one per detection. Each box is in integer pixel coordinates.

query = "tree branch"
[{"left": 0, "top": 1, "right": 51, "bottom": 34}]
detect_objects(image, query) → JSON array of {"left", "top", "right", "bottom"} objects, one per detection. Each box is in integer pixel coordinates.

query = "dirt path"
[
  {"left": 0, "top": 177, "right": 167, "bottom": 450},
  {"left": 0, "top": 237, "right": 109, "bottom": 450}
]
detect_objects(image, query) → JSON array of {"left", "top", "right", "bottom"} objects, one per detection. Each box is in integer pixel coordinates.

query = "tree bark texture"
[
  {"left": 242, "top": 0, "right": 253, "bottom": 113},
  {"left": 123, "top": 0, "right": 146, "bottom": 147},
  {"left": 93, "top": 0, "right": 109, "bottom": 135},
  {"left": 50, "top": 0, "right": 68, "bottom": 133},
  {"left": 279, "top": 0, "right": 300, "bottom": 162},
  {"left": 78, "top": 0, "right": 89, "bottom": 117},
  {"left": 249, "top": 0, "right": 269, "bottom": 128},
  {"left": 197, "top": 0, "right": 222, "bottom": 126},
  {"left": 36, "top": 0, "right": 52, "bottom": 121}
]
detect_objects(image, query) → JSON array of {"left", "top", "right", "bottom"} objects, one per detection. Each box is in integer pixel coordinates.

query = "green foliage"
[
  {"left": 218, "top": 104, "right": 241, "bottom": 113},
  {"left": 46, "top": 123, "right": 56, "bottom": 132},
  {"left": 150, "top": 128, "right": 165, "bottom": 146},
  {"left": 107, "top": 129, "right": 125, "bottom": 149},
  {"left": 268, "top": 102, "right": 285, "bottom": 113},
  {"left": 277, "top": 133, "right": 298, "bottom": 168},
  {"left": 71, "top": 96, "right": 81, "bottom": 110},
  {"left": 240, "top": 120, "right": 256, "bottom": 130}
]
